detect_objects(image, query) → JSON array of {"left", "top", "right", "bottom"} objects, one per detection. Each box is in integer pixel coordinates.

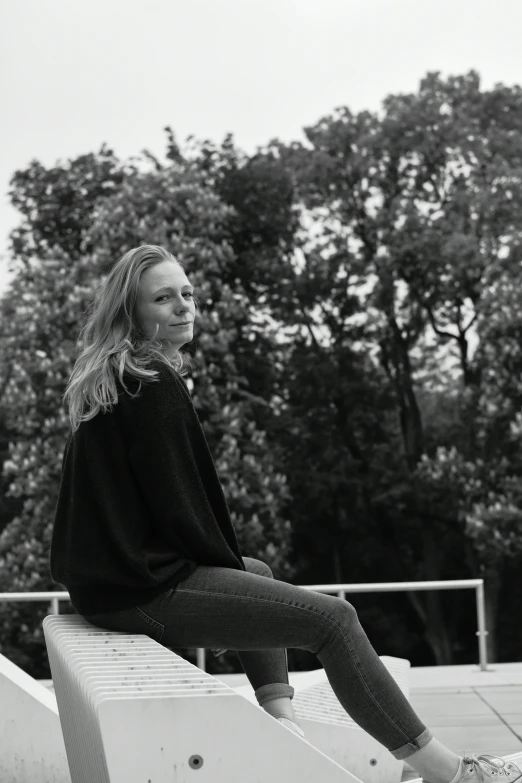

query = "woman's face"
[{"left": 135, "top": 260, "right": 196, "bottom": 355}]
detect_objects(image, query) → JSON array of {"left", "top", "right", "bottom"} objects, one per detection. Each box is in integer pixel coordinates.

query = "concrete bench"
[
  {"left": 235, "top": 656, "right": 410, "bottom": 782},
  {"left": 43, "top": 614, "right": 364, "bottom": 783}
]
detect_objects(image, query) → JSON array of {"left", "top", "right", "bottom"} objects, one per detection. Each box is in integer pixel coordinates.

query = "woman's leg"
[
  {"left": 83, "top": 557, "right": 432, "bottom": 760},
  {"left": 223, "top": 557, "right": 296, "bottom": 721}
]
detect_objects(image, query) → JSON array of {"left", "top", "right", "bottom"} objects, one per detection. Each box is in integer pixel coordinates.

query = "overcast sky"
[{"left": 1, "top": 0, "right": 522, "bottom": 296}]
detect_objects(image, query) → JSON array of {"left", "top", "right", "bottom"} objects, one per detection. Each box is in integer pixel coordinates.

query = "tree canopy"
[{"left": 2, "top": 70, "right": 522, "bottom": 676}]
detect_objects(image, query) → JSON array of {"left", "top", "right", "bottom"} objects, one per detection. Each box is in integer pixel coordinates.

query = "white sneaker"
[
  {"left": 276, "top": 716, "right": 305, "bottom": 738},
  {"left": 455, "top": 755, "right": 522, "bottom": 781}
]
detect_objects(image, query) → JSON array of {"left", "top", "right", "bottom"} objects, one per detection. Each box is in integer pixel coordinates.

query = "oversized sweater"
[{"left": 49, "top": 359, "right": 246, "bottom": 615}]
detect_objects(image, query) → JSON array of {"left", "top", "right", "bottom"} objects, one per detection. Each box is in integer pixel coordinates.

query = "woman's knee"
[
  {"left": 243, "top": 556, "right": 273, "bottom": 579},
  {"left": 306, "top": 596, "right": 360, "bottom": 657},
  {"left": 323, "top": 594, "right": 360, "bottom": 629},
  {"left": 340, "top": 598, "right": 359, "bottom": 623}
]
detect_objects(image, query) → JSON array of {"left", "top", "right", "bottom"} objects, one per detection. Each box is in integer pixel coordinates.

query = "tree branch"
[
  {"left": 0, "top": 361, "right": 13, "bottom": 405},
  {"left": 425, "top": 304, "right": 460, "bottom": 342},
  {"left": 233, "top": 388, "right": 273, "bottom": 409},
  {"left": 462, "top": 311, "right": 478, "bottom": 334},
  {"left": 299, "top": 304, "right": 323, "bottom": 351}
]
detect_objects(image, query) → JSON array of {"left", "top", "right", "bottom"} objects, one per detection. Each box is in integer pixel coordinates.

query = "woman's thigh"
[{"left": 82, "top": 556, "right": 351, "bottom": 655}]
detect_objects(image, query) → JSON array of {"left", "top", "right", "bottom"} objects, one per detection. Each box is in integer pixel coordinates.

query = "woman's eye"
[{"left": 156, "top": 293, "right": 194, "bottom": 302}]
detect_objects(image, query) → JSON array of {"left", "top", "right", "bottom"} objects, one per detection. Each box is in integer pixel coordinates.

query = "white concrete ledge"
[{"left": 0, "top": 653, "right": 71, "bottom": 782}]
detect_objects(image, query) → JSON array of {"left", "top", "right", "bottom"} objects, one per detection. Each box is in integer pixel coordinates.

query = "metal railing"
[{"left": 0, "top": 578, "right": 489, "bottom": 672}]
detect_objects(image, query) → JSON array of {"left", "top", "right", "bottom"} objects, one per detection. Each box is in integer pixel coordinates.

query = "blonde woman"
[{"left": 50, "top": 244, "right": 520, "bottom": 783}]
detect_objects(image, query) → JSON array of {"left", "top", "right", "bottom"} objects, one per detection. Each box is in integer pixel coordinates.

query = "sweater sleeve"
[{"left": 127, "top": 405, "right": 241, "bottom": 566}]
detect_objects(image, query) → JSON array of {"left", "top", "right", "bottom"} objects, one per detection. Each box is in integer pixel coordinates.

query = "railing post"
[
  {"left": 196, "top": 647, "right": 206, "bottom": 671},
  {"left": 50, "top": 597, "right": 60, "bottom": 615},
  {"left": 475, "top": 581, "right": 489, "bottom": 671}
]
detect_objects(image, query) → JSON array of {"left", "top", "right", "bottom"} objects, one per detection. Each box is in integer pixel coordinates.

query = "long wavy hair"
[{"left": 62, "top": 245, "right": 198, "bottom": 434}]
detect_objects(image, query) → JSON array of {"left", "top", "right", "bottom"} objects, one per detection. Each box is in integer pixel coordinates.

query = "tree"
[
  {"left": 3, "top": 71, "right": 522, "bottom": 674},
  {"left": 7, "top": 144, "right": 124, "bottom": 262},
  {"left": 264, "top": 70, "right": 522, "bottom": 663},
  {"left": 0, "top": 147, "right": 294, "bottom": 676}
]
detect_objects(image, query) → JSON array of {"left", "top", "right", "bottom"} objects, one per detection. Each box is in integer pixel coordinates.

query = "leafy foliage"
[{"left": 2, "top": 72, "right": 522, "bottom": 675}]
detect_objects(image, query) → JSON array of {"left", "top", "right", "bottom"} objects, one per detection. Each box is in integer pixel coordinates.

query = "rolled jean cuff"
[
  {"left": 254, "top": 682, "right": 295, "bottom": 707},
  {"left": 390, "top": 727, "right": 433, "bottom": 760}
]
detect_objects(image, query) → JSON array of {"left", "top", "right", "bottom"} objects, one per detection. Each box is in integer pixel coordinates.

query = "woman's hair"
[{"left": 62, "top": 244, "right": 198, "bottom": 434}]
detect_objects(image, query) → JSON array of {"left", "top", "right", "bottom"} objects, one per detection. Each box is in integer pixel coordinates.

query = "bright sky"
[{"left": 1, "top": 0, "right": 522, "bottom": 297}]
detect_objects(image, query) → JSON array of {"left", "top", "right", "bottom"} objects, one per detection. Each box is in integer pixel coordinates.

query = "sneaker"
[
  {"left": 276, "top": 716, "right": 305, "bottom": 738},
  {"left": 456, "top": 754, "right": 522, "bottom": 781}
]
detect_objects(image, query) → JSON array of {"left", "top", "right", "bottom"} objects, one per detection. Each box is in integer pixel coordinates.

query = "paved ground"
[
  {"left": 400, "top": 663, "right": 522, "bottom": 780},
  {"left": 211, "top": 662, "right": 522, "bottom": 780}
]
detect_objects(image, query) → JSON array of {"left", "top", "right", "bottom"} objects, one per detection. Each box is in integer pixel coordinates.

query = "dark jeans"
[{"left": 82, "top": 556, "right": 432, "bottom": 760}]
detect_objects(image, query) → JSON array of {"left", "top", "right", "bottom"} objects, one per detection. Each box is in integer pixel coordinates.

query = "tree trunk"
[
  {"left": 333, "top": 545, "right": 343, "bottom": 585},
  {"left": 423, "top": 591, "right": 454, "bottom": 664},
  {"left": 405, "top": 522, "right": 454, "bottom": 664}
]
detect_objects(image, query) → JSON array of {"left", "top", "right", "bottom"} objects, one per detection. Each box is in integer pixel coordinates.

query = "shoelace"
[{"left": 463, "top": 754, "right": 519, "bottom": 779}]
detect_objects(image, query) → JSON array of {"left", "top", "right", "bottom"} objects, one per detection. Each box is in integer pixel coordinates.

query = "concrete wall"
[{"left": 0, "top": 653, "right": 71, "bottom": 783}]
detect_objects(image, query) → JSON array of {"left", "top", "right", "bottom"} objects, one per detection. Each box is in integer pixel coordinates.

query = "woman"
[{"left": 49, "top": 244, "right": 520, "bottom": 783}]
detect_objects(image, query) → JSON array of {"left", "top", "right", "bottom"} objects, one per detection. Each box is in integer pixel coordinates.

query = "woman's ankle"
[
  {"left": 261, "top": 695, "right": 296, "bottom": 723},
  {"left": 406, "top": 737, "right": 462, "bottom": 783}
]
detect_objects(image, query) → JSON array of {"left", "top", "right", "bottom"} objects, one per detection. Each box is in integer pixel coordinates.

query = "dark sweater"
[{"left": 49, "top": 359, "right": 246, "bottom": 615}]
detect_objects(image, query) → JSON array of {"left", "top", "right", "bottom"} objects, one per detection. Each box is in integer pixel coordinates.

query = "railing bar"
[{"left": 0, "top": 579, "right": 488, "bottom": 672}]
